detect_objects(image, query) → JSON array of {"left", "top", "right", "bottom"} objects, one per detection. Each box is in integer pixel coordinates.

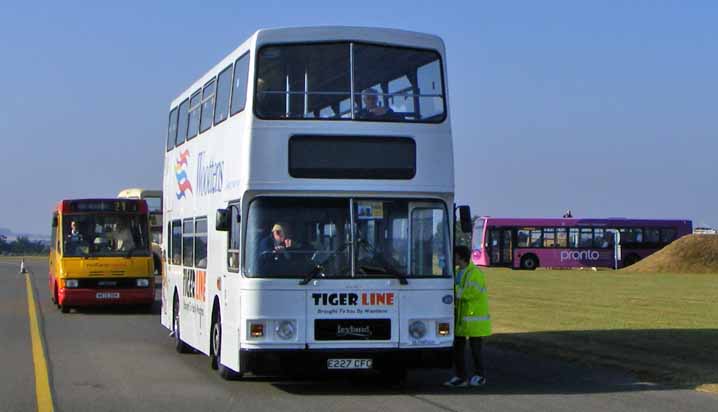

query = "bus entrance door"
[{"left": 489, "top": 229, "right": 513, "bottom": 266}]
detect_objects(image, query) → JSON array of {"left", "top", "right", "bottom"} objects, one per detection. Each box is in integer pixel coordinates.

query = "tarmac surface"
[{"left": 1, "top": 258, "right": 716, "bottom": 412}]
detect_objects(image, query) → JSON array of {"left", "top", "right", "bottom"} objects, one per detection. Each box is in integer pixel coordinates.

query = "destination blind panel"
[{"left": 289, "top": 136, "right": 416, "bottom": 179}]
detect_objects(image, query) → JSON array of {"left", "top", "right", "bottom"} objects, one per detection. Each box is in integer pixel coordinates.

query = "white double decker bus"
[{"left": 161, "top": 26, "right": 471, "bottom": 380}]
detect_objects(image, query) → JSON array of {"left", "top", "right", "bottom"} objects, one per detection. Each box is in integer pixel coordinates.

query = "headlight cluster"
[
  {"left": 136, "top": 278, "right": 150, "bottom": 288},
  {"left": 408, "top": 319, "right": 452, "bottom": 340},
  {"left": 275, "top": 320, "right": 297, "bottom": 340},
  {"left": 248, "top": 320, "right": 297, "bottom": 341},
  {"left": 409, "top": 320, "right": 428, "bottom": 339},
  {"left": 65, "top": 279, "right": 79, "bottom": 288}
]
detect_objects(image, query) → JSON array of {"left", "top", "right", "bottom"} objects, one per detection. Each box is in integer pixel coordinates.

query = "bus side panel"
[
  {"left": 220, "top": 276, "right": 242, "bottom": 372},
  {"left": 160, "top": 255, "right": 172, "bottom": 329}
]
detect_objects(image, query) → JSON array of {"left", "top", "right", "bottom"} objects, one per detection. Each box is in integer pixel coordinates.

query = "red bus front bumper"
[{"left": 58, "top": 287, "right": 154, "bottom": 306}]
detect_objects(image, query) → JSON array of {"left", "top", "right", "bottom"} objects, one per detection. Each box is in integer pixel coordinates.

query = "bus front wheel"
[
  {"left": 623, "top": 254, "right": 641, "bottom": 268},
  {"left": 59, "top": 302, "right": 70, "bottom": 313},
  {"left": 521, "top": 255, "right": 539, "bottom": 270}
]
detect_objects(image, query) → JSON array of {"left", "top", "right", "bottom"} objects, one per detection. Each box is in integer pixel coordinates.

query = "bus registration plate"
[
  {"left": 96, "top": 292, "right": 120, "bottom": 300},
  {"left": 327, "top": 359, "right": 372, "bottom": 370}
]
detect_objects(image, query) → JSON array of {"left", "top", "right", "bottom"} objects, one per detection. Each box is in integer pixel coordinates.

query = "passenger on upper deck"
[{"left": 358, "top": 88, "right": 396, "bottom": 120}]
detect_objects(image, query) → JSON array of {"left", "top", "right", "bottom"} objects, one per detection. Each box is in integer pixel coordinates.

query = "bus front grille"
[{"left": 314, "top": 319, "right": 391, "bottom": 341}]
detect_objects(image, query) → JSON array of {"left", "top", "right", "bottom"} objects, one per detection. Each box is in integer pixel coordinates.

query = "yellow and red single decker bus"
[{"left": 48, "top": 198, "right": 155, "bottom": 312}]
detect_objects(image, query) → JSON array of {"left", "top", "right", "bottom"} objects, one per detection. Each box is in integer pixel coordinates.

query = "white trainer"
[
  {"left": 468, "top": 375, "right": 487, "bottom": 387},
  {"left": 443, "top": 376, "right": 468, "bottom": 388}
]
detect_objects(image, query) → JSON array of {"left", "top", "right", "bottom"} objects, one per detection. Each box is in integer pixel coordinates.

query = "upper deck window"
[
  {"left": 166, "top": 107, "right": 178, "bottom": 151},
  {"left": 230, "top": 53, "right": 250, "bottom": 115},
  {"left": 255, "top": 42, "right": 445, "bottom": 123},
  {"left": 200, "top": 79, "right": 216, "bottom": 133},
  {"left": 214, "top": 64, "right": 233, "bottom": 124},
  {"left": 187, "top": 90, "right": 202, "bottom": 140}
]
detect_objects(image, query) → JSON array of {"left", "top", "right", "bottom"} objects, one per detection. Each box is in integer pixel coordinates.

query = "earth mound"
[{"left": 626, "top": 234, "right": 718, "bottom": 273}]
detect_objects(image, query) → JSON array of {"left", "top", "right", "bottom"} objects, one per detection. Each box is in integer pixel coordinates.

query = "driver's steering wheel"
[{"left": 259, "top": 249, "right": 290, "bottom": 262}]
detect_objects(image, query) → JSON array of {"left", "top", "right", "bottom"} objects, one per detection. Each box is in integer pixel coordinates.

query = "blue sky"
[{"left": 1, "top": 1, "right": 716, "bottom": 235}]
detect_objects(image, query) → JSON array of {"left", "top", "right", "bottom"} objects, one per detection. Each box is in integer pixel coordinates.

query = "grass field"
[{"left": 484, "top": 267, "right": 718, "bottom": 392}]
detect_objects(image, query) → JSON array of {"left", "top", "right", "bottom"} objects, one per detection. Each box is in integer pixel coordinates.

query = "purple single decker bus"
[{"left": 472, "top": 217, "right": 692, "bottom": 270}]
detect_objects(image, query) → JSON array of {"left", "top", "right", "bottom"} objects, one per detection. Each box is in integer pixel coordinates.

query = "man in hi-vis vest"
[{"left": 443, "top": 245, "right": 491, "bottom": 388}]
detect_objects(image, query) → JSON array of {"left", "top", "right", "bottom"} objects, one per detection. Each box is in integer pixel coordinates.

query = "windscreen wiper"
[
  {"left": 299, "top": 264, "right": 324, "bottom": 285},
  {"left": 383, "top": 263, "right": 408, "bottom": 285}
]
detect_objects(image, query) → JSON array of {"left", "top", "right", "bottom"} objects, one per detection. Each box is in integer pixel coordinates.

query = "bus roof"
[
  {"left": 117, "top": 188, "right": 162, "bottom": 199},
  {"left": 171, "top": 26, "right": 446, "bottom": 108},
  {"left": 479, "top": 216, "right": 693, "bottom": 228}
]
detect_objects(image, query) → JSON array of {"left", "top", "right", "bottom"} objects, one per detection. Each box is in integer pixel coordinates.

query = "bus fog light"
[
  {"left": 438, "top": 322, "right": 451, "bottom": 336},
  {"left": 136, "top": 278, "right": 150, "bottom": 288},
  {"left": 275, "top": 320, "right": 296, "bottom": 340},
  {"left": 65, "top": 279, "right": 79, "bottom": 288},
  {"left": 250, "top": 323, "right": 264, "bottom": 338},
  {"left": 409, "top": 320, "right": 427, "bottom": 339}
]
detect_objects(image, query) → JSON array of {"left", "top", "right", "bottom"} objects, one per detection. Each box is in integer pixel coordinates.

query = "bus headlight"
[
  {"left": 65, "top": 279, "right": 79, "bottom": 288},
  {"left": 136, "top": 278, "right": 150, "bottom": 288},
  {"left": 275, "top": 320, "right": 297, "bottom": 340},
  {"left": 409, "top": 320, "right": 427, "bottom": 339}
]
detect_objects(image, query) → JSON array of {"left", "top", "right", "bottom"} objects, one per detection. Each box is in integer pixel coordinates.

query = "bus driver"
[{"left": 259, "top": 224, "right": 294, "bottom": 257}]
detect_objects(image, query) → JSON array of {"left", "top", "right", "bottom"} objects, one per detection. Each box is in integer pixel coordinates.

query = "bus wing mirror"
[
  {"left": 458, "top": 205, "right": 472, "bottom": 233},
  {"left": 216, "top": 209, "right": 229, "bottom": 231}
]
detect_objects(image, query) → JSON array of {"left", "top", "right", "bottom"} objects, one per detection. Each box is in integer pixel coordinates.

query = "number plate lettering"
[
  {"left": 327, "top": 358, "right": 373, "bottom": 369},
  {"left": 96, "top": 292, "right": 120, "bottom": 299}
]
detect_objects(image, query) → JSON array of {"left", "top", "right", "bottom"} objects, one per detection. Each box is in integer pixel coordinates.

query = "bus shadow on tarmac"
[
  {"left": 270, "top": 340, "right": 702, "bottom": 396},
  {"left": 62, "top": 302, "right": 160, "bottom": 316}
]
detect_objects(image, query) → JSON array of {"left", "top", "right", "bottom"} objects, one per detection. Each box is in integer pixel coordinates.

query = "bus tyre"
[
  {"left": 624, "top": 254, "right": 641, "bottom": 268},
  {"left": 173, "top": 293, "right": 191, "bottom": 354},
  {"left": 380, "top": 366, "right": 407, "bottom": 386},
  {"left": 521, "top": 255, "right": 538, "bottom": 270},
  {"left": 142, "top": 303, "right": 155, "bottom": 313},
  {"left": 211, "top": 310, "right": 241, "bottom": 380},
  {"left": 60, "top": 303, "right": 70, "bottom": 313}
]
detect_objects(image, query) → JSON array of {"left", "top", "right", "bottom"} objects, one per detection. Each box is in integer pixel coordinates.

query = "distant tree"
[
  {"left": 454, "top": 215, "right": 479, "bottom": 248},
  {"left": 4, "top": 236, "right": 49, "bottom": 255},
  {"left": 0, "top": 235, "right": 7, "bottom": 254}
]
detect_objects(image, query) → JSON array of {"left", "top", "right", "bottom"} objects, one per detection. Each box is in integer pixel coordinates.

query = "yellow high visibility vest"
[{"left": 455, "top": 263, "right": 492, "bottom": 337}]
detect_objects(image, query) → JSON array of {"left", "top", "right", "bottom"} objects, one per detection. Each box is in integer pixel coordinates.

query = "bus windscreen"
[{"left": 63, "top": 214, "right": 149, "bottom": 258}]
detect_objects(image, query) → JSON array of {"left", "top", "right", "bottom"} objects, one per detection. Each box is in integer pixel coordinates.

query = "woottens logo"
[{"left": 175, "top": 149, "right": 193, "bottom": 200}]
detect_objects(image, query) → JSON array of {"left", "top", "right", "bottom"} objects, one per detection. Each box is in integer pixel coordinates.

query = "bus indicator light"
[{"left": 250, "top": 323, "right": 264, "bottom": 338}]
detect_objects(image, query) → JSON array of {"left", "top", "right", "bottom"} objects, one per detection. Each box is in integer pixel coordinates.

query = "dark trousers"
[{"left": 453, "top": 336, "right": 485, "bottom": 379}]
